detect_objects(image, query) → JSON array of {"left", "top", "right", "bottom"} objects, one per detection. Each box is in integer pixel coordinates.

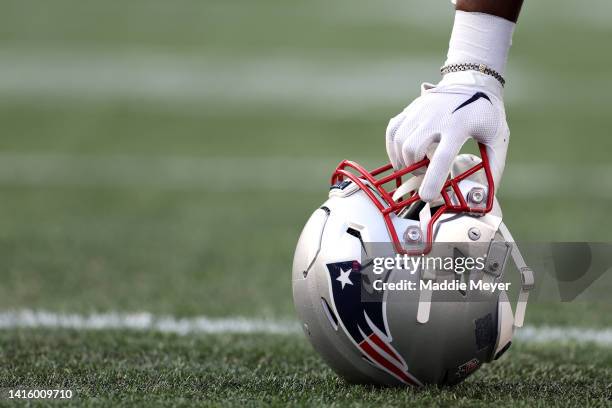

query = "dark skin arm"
[{"left": 456, "top": 0, "right": 524, "bottom": 22}]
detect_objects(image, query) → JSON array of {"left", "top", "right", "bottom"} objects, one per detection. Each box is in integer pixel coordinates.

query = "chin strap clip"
[{"left": 497, "top": 222, "right": 534, "bottom": 329}]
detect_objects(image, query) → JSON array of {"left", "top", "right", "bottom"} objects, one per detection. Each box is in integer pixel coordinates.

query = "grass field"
[{"left": 0, "top": 0, "right": 611, "bottom": 405}]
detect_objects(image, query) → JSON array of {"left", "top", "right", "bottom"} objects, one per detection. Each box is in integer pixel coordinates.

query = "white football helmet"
[{"left": 292, "top": 144, "right": 533, "bottom": 386}]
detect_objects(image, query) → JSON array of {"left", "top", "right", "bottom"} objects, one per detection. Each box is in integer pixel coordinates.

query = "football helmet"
[{"left": 292, "top": 144, "right": 533, "bottom": 386}]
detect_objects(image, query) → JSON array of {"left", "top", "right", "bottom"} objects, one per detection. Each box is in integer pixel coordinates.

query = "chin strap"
[
  {"left": 392, "top": 175, "right": 424, "bottom": 202},
  {"left": 497, "top": 222, "right": 534, "bottom": 329},
  {"left": 416, "top": 202, "right": 434, "bottom": 324}
]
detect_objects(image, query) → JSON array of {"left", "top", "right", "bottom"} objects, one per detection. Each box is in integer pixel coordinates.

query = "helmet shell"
[{"left": 292, "top": 173, "right": 512, "bottom": 386}]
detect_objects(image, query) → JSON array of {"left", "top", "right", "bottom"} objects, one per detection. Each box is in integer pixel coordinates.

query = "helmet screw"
[
  {"left": 467, "top": 187, "right": 486, "bottom": 205},
  {"left": 404, "top": 226, "right": 422, "bottom": 243},
  {"left": 468, "top": 227, "right": 481, "bottom": 241}
]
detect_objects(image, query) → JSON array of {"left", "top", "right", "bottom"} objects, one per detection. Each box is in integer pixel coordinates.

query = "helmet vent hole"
[
  {"left": 346, "top": 228, "right": 367, "bottom": 253},
  {"left": 321, "top": 298, "right": 339, "bottom": 331},
  {"left": 346, "top": 227, "right": 362, "bottom": 240}
]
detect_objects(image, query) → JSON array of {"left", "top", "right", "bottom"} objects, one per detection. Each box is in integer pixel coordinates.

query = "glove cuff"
[{"left": 437, "top": 70, "right": 504, "bottom": 100}]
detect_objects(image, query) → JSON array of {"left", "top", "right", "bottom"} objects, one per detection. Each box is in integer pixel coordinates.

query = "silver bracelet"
[{"left": 440, "top": 63, "right": 506, "bottom": 87}]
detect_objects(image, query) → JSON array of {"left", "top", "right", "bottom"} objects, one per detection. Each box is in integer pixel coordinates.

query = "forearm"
[
  {"left": 455, "top": 0, "right": 524, "bottom": 23},
  {"left": 444, "top": 1, "right": 523, "bottom": 84}
]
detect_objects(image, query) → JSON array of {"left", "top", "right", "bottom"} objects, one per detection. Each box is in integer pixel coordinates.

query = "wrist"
[
  {"left": 438, "top": 70, "right": 505, "bottom": 100},
  {"left": 445, "top": 11, "right": 515, "bottom": 77}
]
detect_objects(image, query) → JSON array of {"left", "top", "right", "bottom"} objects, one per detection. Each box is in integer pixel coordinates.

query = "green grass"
[
  {"left": 1, "top": 330, "right": 611, "bottom": 407},
  {"left": 0, "top": 0, "right": 611, "bottom": 405}
]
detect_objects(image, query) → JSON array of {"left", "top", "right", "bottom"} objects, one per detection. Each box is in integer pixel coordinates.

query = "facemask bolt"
[
  {"left": 467, "top": 187, "right": 486, "bottom": 205},
  {"left": 404, "top": 226, "right": 422, "bottom": 243}
]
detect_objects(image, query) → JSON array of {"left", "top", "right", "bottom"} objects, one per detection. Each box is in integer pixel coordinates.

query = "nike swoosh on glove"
[{"left": 385, "top": 72, "right": 509, "bottom": 202}]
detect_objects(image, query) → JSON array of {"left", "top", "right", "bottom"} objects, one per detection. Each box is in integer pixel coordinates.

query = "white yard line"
[
  {"left": 0, "top": 310, "right": 299, "bottom": 336},
  {"left": 0, "top": 153, "right": 611, "bottom": 198},
  {"left": 518, "top": 325, "right": 612, "bottom": 346},
  {"left": 0, "top": 310, "right": 611, "bottom": 346}
]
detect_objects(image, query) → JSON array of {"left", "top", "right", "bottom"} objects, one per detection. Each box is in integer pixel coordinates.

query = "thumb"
[
  {"left": 419, "top": 131, "right": 468, "bottom": 202},
  {"left": 483, "top": 133, "right": 509, "bottom": 192}
]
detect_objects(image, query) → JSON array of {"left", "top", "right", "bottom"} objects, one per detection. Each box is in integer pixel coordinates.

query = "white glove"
[
  {"left": 385, "top": 73, "right": 509, "bottom": 202},
  {"left": 386, "top": 10, "right": 514, "bottom": 203}
]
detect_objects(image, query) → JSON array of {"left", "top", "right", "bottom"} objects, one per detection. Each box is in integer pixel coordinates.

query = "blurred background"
[{"left": 0, "top": 0, "right": 610, "bottom": 325}]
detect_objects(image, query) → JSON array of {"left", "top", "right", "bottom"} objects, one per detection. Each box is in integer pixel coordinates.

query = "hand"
[{"left": 385, "top": 73, "right": 509, "bottom": 202}]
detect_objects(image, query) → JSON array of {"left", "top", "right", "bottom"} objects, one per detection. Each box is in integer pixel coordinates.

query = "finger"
[
  {"left": 391, "top": 119, "right": 421, "bottom": 168},
  {"left": 401, "top": 126, "right": 438, "bottom": 167},
  {"left": 419, "top": 131, "right": 469, "bottom": 202},
  {"left": 385, "top": 113, "right": 406, "bottom": 169}
]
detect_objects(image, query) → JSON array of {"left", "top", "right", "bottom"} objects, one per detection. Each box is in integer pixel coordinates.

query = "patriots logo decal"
[{"left": 326, "top": 261, "right": 422, "bottom": 386}]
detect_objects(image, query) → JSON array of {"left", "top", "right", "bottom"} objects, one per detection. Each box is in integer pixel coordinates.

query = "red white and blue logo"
[{"left": 325, "top": 261, "right": 422, "bottom": 386}]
